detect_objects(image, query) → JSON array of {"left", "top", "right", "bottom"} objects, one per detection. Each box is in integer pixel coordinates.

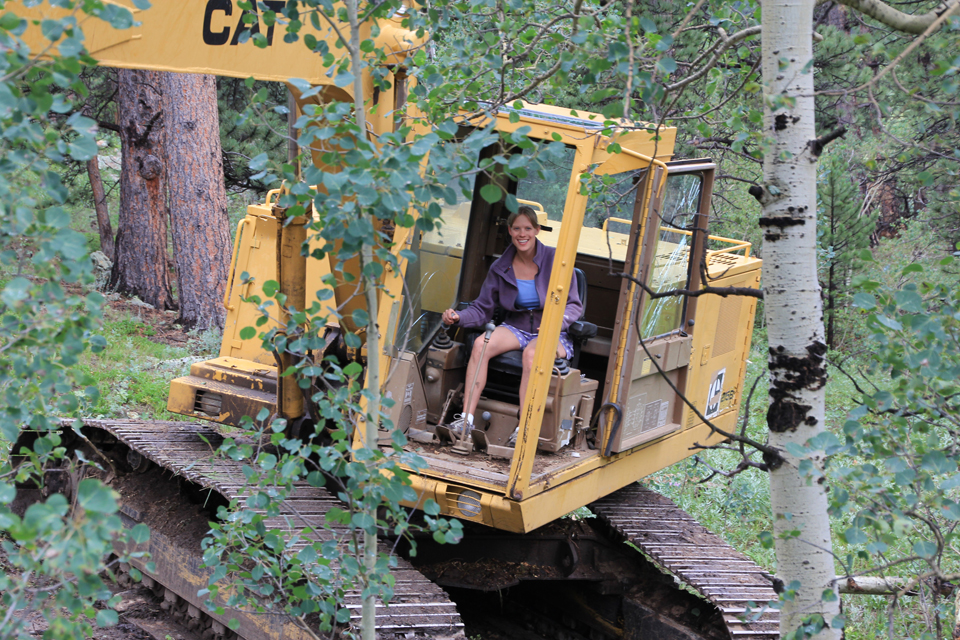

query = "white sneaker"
[{"left": 447, "top": 414, "right": 467, "bottom": 436}]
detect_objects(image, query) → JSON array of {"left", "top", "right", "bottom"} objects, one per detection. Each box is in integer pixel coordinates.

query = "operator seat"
[{"left": 464, "top": 268, "right": 597, "bottom": 396}]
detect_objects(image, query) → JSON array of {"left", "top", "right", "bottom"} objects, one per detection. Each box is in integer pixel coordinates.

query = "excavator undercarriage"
[{"left": 13, "top": 419, "right": 779, "bottom": 640}]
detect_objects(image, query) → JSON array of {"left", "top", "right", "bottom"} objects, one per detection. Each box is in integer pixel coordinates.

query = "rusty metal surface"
[
  {"left": 591, "top": 484, "right": 780, "bottom": 640},
  {"left": 74, "top": 419, "right": 464, "bottom": 640}
]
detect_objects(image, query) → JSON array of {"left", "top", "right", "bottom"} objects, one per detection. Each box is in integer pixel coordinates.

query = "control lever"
[{"left": 432, "top": 324, "right": 453, "bottom": 349}]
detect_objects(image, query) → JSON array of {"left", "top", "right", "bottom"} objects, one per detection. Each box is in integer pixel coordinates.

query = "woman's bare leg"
[
  {"left": 461, "top": 327, "right": 520, "bottom": 422},
  {"left": 519, "top": 338, "right": 567, "bottom": 409}
]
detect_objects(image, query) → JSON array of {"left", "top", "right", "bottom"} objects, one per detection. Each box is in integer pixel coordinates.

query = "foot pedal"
[
  {"left": 471, "top": 429, "right": 488, "bottom": 452},
  {"left": 435, "top": 425, "right": 455, "bottom": 444}
]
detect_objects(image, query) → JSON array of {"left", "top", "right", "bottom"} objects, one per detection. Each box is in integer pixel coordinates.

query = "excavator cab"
[{"left": 167, "top": 102, "right": 762, "bottom": 534}]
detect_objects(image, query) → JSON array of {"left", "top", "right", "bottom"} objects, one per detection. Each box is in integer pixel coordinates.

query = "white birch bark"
[{"left": 758, "top": 0, "right": 841, "bottom": 636}]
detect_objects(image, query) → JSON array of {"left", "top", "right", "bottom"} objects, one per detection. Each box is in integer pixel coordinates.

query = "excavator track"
[
  {"left": 62, "top": 419, "right": 465, "bottom": 640},
  {"left": 591, "top": 484, "right": 780, "bottom": 640}
]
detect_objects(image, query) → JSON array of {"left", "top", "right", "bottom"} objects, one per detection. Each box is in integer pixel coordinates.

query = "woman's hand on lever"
[{"left": 442, "top": 309, "right": 460, "bottom": 325}]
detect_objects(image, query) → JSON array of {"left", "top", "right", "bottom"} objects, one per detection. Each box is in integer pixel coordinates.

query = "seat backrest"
[{"left": 573, "top": 267, "right": 587, "bottom": 319}]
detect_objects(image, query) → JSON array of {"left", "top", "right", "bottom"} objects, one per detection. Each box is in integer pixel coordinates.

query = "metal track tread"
[
  {"left": 590, "top": 484, "right": 780, "bottom": 640},
  {"left": 74, "top": 419, "right": 464, "bottom": 640}
]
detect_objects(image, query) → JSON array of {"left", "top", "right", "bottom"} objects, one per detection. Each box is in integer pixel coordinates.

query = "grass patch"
[{"left": 78, "top": 310, "right": 199, "bottom": 420}]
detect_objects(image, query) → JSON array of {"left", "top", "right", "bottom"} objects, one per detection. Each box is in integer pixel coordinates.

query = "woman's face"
[{"left": 508, "top": 214, "right": 539, "bottom": 253}]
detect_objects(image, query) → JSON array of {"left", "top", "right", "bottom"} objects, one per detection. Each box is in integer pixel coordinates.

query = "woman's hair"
[{"left": 507, "top": 205, "right": 540, "bottom": 230}]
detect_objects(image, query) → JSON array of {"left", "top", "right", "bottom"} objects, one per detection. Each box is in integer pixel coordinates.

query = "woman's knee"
[
  {"left": 470, "top": 337, "right": 487, "bottom": 360},
  {"left": 522, "top": 343, "right": 537, "bottom": 368}
]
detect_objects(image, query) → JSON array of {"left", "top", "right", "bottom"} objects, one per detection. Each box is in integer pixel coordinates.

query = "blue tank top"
[{"left": 516, "top": 279, "right": 539, "bottom": 310}]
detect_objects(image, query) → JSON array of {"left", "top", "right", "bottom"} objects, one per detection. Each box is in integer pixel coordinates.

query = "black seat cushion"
[
  {"left": 490, "top": 350, "right": 525, "bottom": 377},
  {"left": 463, "top": 334, "right": 567, "bottom": 378},
  {"left": 462, "top": 267, "right": 588, "bottom": 384}
]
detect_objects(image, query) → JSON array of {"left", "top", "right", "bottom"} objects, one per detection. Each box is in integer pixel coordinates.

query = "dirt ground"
[{"left": 101, "top": 291, "right": 193, "bottom": 349}]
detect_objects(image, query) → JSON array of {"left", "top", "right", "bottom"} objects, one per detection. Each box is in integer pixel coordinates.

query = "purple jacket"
[{"left": 456, "top": 239, "right": 582, "bottom": 334}]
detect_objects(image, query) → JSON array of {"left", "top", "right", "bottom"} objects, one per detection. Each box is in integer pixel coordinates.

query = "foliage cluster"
[{"left": 0, "top": 2, "right": 157, "bottom": 638}]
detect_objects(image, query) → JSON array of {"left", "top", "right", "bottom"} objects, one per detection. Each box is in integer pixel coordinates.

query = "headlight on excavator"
[
  {"left": 194, "top": 390, "right": 223, "bottom": 417},
  {"left": 449, "top": 488, "right": 483, "bottom": 519}
]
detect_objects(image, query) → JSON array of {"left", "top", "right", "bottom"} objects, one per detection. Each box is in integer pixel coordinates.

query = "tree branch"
[
  {"left": 665, "top": 26, "right": 761, "bottom": 92},
  {"left": 816, "top": 0, "right": 960, "bottom": 97},
  {"left": 617, "top": 269, "right": 765, "bottom": 299},
  {"left": 834, "top": 0, "right": 959, "bottom": 35}
]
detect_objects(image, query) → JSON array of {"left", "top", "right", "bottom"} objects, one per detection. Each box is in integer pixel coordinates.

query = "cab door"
[{"left": 599, "top": 161, "right": 715, "bottom": 454}]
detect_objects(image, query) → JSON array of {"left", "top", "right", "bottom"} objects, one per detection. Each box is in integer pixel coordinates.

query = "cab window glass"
[
  {"left": 579, "top": 168, "right": 647, "bottom": 261},
  {"left": 513, "top": 144, "right": 577, "bottom": 224},
  {"left": 639, "top": 173, "right": 702, "bottom": 338},
  {"left": 397, "top": 144, "right": 478, "bottom": 353}
]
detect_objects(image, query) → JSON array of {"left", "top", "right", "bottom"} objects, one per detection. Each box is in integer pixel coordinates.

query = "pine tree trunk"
[
  {"left": 111, "top": 69, "right": 175, "bottom": 310},
  {"left": 758, "top": 0, "right": 841, "bottom": 636},
  {"left": 86, "top": 156, "right": 115, "bottom": 262},
  {"left": 162, "top": 72, "right": 231, "bottom": 331}
]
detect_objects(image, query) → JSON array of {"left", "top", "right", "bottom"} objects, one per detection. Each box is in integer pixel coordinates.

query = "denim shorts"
[{"left": 502, "top": 324, "right": 574, "bottom": 360}]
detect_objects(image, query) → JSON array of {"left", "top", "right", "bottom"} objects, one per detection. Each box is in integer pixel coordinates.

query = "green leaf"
[
  {"left": 844, "top": 526, "right": 867, "bottom": 545},
  {"left": 351, "top": 511, "right": 375, "bottom": 531},
  {"left": 894, "top": 289, "right": 923, "bottom": 313},
  {"left": 262, "top": 280, "right": 280, "bottom": 297},
  {"left": 913, "top": 540, "right": 938, "bottom": 558},
  {"left": 96, "top": 610, "right": 118, "bottom": 627},
  {"left": 129, "top": 523, "right": 151, "bottom": 545},
  {"left": 1, "top": 277, "right": 31, "bottom": 306},
  {"left": 0, "top": 13, "right": 22, "bottom": 31},
  {"left": 639, "top": 17, "right": 657, "bottom": 33},
  {"left": 298, "top": 545, "right": 318, "bottom": 564},
  {"left": 852, "top": 293, "right": 876, "bottom": 310},
  {"left": 656, "top": 57, "right": 677, "bottom": 74},
  {"left": 874, "top": 315, "right": 902, "bottom": 331},
  {"left": 423, "top": 500, "right": 440, "bottom": 516},
  {"left": 77, "top": 479, "right": 118, "bottom": 514},
  {"left": 239, "top": 326, "right": 256, "bottom": 340},
  {"left": 334, "top": 71, "right": 355, "bottom": 88},
  {"left": 0, "top": 482, "right": 14, "bottom": 504},
  {"left": 479, "top": 184, "right": 502, "bottom": 204},
  {"left": 351, "top": 308, "right": 369, "bottom": 327},
  {"left": 921, "top": 451, "right": 956, "bottom": 474},
  {"left": 901, "top": 263, "right": 924, "bottom": 275},
  {"left": 941, "top": 501, "right": 960, "bottom": 521}
]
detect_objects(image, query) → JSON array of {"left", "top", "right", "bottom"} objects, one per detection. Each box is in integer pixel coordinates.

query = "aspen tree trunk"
[
  {"left": 757, "top": 0, "right": 841, "bottom": 637},
  {"left": 343, "top": 2, "right": 381, "bottom": 638},
  {"left": 162, "top": 72, "right": 231, "bottom": 331},
  {"left": 111, "top": 69, "right": 176, "bottom": 310}
]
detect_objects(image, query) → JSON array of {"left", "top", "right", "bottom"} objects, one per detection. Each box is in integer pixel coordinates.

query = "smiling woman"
[{"left": 441, "top": 205, "right": 582, "bottom": 435}]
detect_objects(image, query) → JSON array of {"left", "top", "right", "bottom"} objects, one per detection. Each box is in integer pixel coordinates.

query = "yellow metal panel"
[
  {"left": 220, "top": 208, "right": 279, "bottom": 363},
  {"left": 13, "top": 0, "right": 422, "bottom": 87},
  {"left": 406, "top": 416, "right": 732, "bottom": 533},
  {"left": 599, "top": 165, "right": 668, "bottom": 455},
  {"left": 505, "top": 145, "right": 592, "bottom": 501}
]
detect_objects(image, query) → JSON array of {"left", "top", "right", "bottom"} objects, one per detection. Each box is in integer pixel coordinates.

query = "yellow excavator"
[{"left": 13, "top": 2, "right": 775, "bottom": 639}]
